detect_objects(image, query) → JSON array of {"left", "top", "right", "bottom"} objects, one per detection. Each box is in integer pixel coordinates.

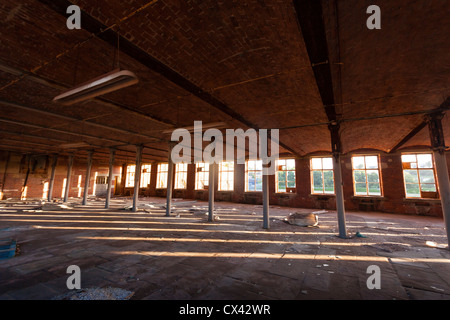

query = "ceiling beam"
[
  {"left": 388, "top": 121, "right": 427, "bottom": 153},
  {"left": 293, "top": 0, "right": 337, "bottom": 123},
  {"left": 0, "top": 60, "right": 175, "bottom": 128},
  {"left": 36, "top": 0, "right": 302, "bottom": 158},
  {"left": 0, "top": 99, "right": 162, "bottom": 142},
  {"left": 388, "top": 97, "right": 450, "bottom": 153}
]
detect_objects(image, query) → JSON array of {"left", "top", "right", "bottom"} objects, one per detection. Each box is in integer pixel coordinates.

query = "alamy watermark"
[{"left": 170, "top": 121, "right": 279, "bottom": 176}]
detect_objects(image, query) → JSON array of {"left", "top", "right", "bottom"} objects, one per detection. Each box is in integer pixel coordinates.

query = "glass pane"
[
  {"left": 419, "top": 170, "right": 435, "bottom": 184},
  {"left": 255, "top": 172, "right": 263, "bottom": 191},
  {"left": 403, "top": 170, "right": 419, "bottom": 183},
  {"left": 323, "top": 170, "right": 334, "bottom": 193},
  {"left": 366, "top": 170, "right": 380, "bottom": 183},
  {"left": 355, "top": 182, "right": 367, "bottom": 195},
  {"left": 287, "top": 171, "right": 295, "bottom": 182},
  {"left": 365, "top": 156, "right": 379, "bottom": 169},
  {"left": 354, "top": 170, "right": 366, "bottom": 183},
  {"left": 278, "top": 182, "right": 286, "bottom": 193},
  {"left": 287, "top": 181, "right": 295, "bottom": 188},
  {"left": 417, "top": 154, "right": 433, "bottom": 168},
  {"left": 312, "top": 171, "right": 323, "bottom": 193},
  {"left": 420, "top": 184, "right": 436, "bottom": 192},
  {"left": 405, "top": 183, "right": 420, "bottom": 197},
  {"left": 255, "top": 160, "right": 263, "bottom": 171},
  {"left": 322, "top": 157, "right": 333, "bottom": 170},
  {"left": 286, "top": 159, "right": 296, "bottom": 170},
  {"left": 278, "top": 171, "right": 286, "bottom": 182},
  {"left": 352, "top": 156, "right": 365, "bottom": 169},
  {"left": 368, "top": 182, "right": 381, "bottom": 196},
  {"left": 401, "top": 154, "right": 416, "bottom": 163},
  {"left": 311, "top": 158, "right": 322, "bottom": 170}
]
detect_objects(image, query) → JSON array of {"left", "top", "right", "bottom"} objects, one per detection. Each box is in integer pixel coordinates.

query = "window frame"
[
  {"left": 218, "top": 161, "right": 234, "bottom": 191},
  {"left": 401, "top": 153, "right": 439, "bottom": 199},
  {"left": 351, "top": 154, "right": 383, "bottom": 197},
  {"left": 310, "top": 157, "right": 335, "bottom": 195},
  {"left": 245, "top": 160, "right": 263, "bottom": 192},
  {"left": 195, "top": 162, "right": 209, "bottom": 190},
  {"left": 156, "top": 163, "right": 169, "bottom": 189},
  {"left": 276, "top": 159, "right": 296, "bottom": 193},
  {"left": 174, "top": 163, "right": 188, "bottom": 190},
  {"left": 125, "top": 165, "right": 135, "bottom": 188},
  {"left": 140, "top": 164, "right": 152, "bottom": 188}
]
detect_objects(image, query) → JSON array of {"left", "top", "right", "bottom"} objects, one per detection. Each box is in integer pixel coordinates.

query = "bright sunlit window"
[
  {"left": 351, "top": 155, "right": 382, "bottom": 196},
  {"left": 156, "top": 163, "right": 168, "bottom": 189},
  {"left": 175, "top": 163, "right": 188, "bottom": 189},
  {"left": 245, "top": 160, "right": 262, "bottom": 192},
  {"left": 276, "top": 159, "right": 296, "bottom": 193},
  {"left": 402, "top": 153, "right": 438, "bottom": 198},
  {"left": 140, "top": 164, "right": 152, "bottom": 188},
  {"left": 195, "top": 162, "right": 209, "bottom": 190},
  {"left": 125, "top": 165, "right": 135, "bottom": 188},
  {"left": 218, "top": 161, "right": 234, "bottom": 191},
  {"left": 311, "top": 157, "right": 334, "bottom": 194}
]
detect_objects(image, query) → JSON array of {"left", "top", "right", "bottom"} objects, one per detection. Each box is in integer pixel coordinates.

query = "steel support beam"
[
  {"left": 105, "top": 148, "right": 115, "bottom": 209},
  {"left": 208, "top": 162, "right": 216, "bottom": 222},
  {"left": 330, "top": 123, "right": 348, "bottom": 238},
  {"left": 427, "top": 112, "right": 450, "bottom": 248},
  {"left": 262, "top": 169, "right": 270, "bottom": 229},
  {"left": 165, "top": 143, "right": 175, "bottom": 217},
  {"left": 82, "top": 151, "right": 93, "bottom": 205},
  {"left": 63, "top": 155, "right": 74, "bottom": 203},
  {"left": 47, "top": 154, "right": 58, "bottom": 202},
  {"left": 132, "top": 145, "right": 143, "bottom": 212}
]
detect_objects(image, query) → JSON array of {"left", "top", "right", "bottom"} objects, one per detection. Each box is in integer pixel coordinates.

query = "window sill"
[
  {"left": 309, "top": 193, "right": 335, "bottom": 197},
  {"left": 403, "top": 198, "right": 441, "bottom": 203},
  {"left": 351, "top": 195, "right": 385, "bottom": 200}
]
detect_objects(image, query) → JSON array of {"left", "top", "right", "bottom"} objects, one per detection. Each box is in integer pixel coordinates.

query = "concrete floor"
[{"left": 0, "top": 197, "right": 449, "bottom": 300}]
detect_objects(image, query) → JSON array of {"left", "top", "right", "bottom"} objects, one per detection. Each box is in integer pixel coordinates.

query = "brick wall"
[
  {"left": 1, "top": 151, "right": 449, "bottom": 218},
  {"left": 0, "top": 152, "right": 120, "bottom": 201}
]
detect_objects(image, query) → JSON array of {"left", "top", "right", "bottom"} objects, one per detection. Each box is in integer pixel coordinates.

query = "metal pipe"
[
  {"left": 105, "top": 148, "right": 115, "bottom": 208},
  {"left": 132, "top": 145, "right": 143, "bottom": 212},
  {"left": 47, "top": 154, "right": 58, "bottom": 202},
  {"left": 63, "top": 155, "right": 74, "bottom": 203},
  {"left": 333, "top": 153, "right": 348, "bottom": 238},
  {"left": 82, "top": 151, "right": 93, "bottom": 205}
]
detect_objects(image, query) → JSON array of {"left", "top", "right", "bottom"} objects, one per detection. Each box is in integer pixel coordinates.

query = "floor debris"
[
  {"left": 53, "top": 287, "right": 134, "bottom": 300},
  {"left": 283, "top": 212, "right": 318, "bottom": 227}
]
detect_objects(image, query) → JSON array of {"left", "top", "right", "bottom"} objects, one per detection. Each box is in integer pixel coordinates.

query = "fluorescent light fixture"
[{"left": 53, "top": 69, "right": 139, "bottom": 105}]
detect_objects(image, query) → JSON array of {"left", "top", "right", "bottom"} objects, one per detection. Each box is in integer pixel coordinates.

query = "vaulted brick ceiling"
[{"left": 0, "top": 0, "right": 448, "bottom": 161}]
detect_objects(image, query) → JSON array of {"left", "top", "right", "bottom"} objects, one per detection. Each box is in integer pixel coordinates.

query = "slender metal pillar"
[
  {"left": 329, "top": 123, "right": 347, "bottom": 238},
  {"left": 262, "top": 169, "right": 270, "bottom": 229},
  {"left": 208, "top": 162, "right": 216, "bottom": 222},
  {"left": 333, "top": 153, "right": 348, "bottom": 238},
  {"left": 82, "top": 151, "right": 93, "bottom": 205},
  {"left": 47, "top": 154, "right": 58, "bottom": 202},
  {"left": 434, "top": 150, "right": 450, "bottom": 248},
  {"left": 165, "top": 143, "right": 175, "bottom": 217},
  {"left": 63, "top": 155, "right": 74, "bottom": 203},
  {"left": 427, "top": 111, "right": 450, "bottom": 248},
  {"left": 132, "top": 145, "right": 143, "bottom": 212},
  {"left": 105, "top": 148, "right": 115, "bottom": 209}
]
